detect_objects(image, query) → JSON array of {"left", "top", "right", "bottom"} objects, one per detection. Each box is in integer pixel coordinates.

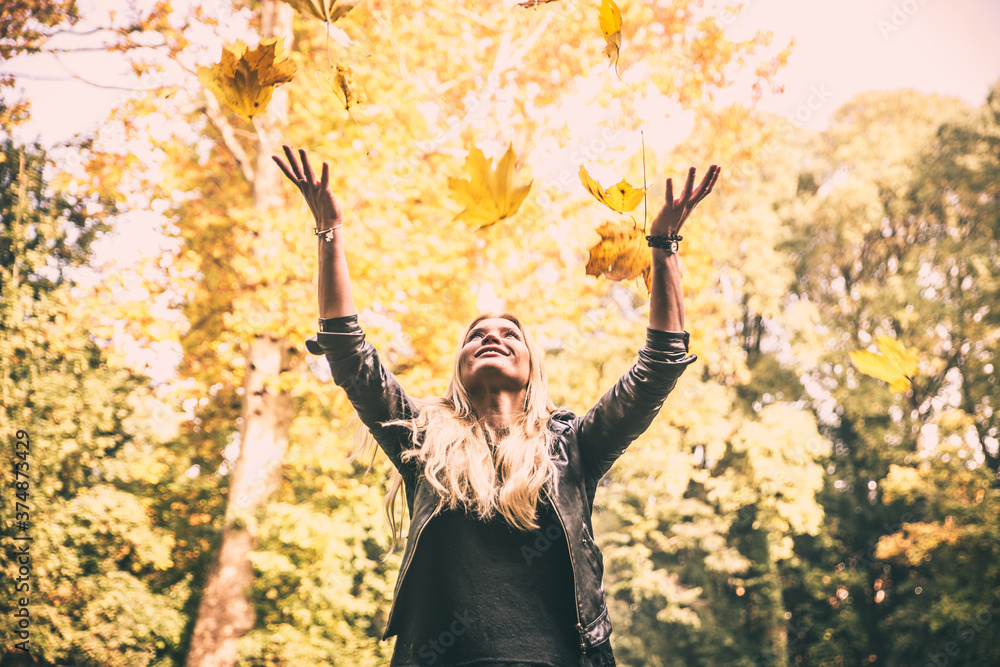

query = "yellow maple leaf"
[
  {"left": 197, "top": 38, "right": 297, "bottom": 121},
  {"left": 585, "top": 221, "right": 651, "bottom": 291},
  {"left": 281, "top": 0, "right": 357, "bottom": 23},
  {"left": 580, "top": 165, "right": 645, "bottom": 214},
  {"left": 849, "top": 334, "right": 918, "bottom": 393},
  {"left": 599, "top": 0, "right": 622, "bottom": 74},
  {"left": 448, "top": 143, "right": 532, "bottom": 229}
]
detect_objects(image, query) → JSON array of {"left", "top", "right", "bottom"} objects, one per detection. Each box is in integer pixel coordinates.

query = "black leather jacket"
[{"left": 306, "top": 317, "right": 694, "bottom": 656}]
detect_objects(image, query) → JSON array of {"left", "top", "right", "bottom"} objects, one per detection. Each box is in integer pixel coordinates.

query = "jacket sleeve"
[
  {"left": 305, "top": 315, "right": 420, "bottom": 472},
  {"left": 575, "top": 329, "right": 696, "bottom": 480}
]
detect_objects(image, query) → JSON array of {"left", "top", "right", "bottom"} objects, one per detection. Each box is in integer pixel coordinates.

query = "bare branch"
[
  {"left": 41, "top": 43, "right": 169, "bottom": 53},
  {"left": 48, "top": 26, "right": 113, "bottom": 37},
  {"left": 200, "top": 90, "right": 256, "bottom": 184},
  {"left": 45, "top": 52, "right": 166, "bottom": 91}
]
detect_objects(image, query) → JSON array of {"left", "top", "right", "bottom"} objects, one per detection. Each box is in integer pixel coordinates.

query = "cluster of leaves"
[
  {"left": 728, "top": 85, "right": 1000, "bottom": 667},
  {"left": 197, "top": 0, "right": 358, "bottom": 122},
  {"left": 0, "top": 137, "right": 190, "bottom": 664},
  {"left": 549, "top": 81, "right": 1000, "bottom": 667}
]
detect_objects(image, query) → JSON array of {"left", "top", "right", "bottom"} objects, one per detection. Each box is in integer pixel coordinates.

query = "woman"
[{"left": 274, "top": 145, "right": 719, "bottom": 667}]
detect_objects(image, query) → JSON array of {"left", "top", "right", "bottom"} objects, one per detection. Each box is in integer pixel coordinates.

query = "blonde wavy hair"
[{"left": 368, "top": 313, "right": 559, "bottom": 550}]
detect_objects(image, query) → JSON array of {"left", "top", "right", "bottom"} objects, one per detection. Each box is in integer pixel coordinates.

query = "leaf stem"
[
  {"left": 325, "top": 21, "right": 332, "bottom": 68},
  {"left": 641, "top": 130, "right": 647, "bottom": 235}
]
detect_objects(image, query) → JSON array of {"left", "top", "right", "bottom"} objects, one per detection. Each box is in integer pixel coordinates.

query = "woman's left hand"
[{"left": 650, "top": 165, "right": 721, "bottom": 237}]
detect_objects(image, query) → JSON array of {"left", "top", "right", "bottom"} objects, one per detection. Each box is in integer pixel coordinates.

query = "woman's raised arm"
[
  {"left": 647, "top": 165, "right": 720, "bottom": 332},
  {"left": 272, "top": 144, "right": 356, "bottom": 319},
  {"left": 572, "top": 165, "right": 720, "bottom": 478}
]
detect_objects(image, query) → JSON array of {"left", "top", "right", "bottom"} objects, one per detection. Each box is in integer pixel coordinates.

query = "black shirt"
[{"left": 389, "top": 498, "right": 582, "bottom": 667}]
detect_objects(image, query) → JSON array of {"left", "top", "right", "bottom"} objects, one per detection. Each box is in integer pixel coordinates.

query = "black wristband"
[{"left": 646, "top": 234, "right": 682, "bottom": 252}]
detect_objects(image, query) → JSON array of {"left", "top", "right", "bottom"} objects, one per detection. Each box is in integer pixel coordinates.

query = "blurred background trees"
[{"left": 1, "top": 1, "right": 998, "bottom": 665}]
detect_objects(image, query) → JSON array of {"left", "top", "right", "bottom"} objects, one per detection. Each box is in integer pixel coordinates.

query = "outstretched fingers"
[
  {"left": 681, "top": 167, "right": 696, "bottom": 204},
  {"left": 272, "top": 154, "right": 297, "bottom": 183},
  {"left": 282, "top": 144, "right": 304, "bottom": 181},
  {"left": 299, "top": 148, "right": 316, "bottom": 184},
  {"left": 691, "top": 165, "right": 720, "bottom": 205}
]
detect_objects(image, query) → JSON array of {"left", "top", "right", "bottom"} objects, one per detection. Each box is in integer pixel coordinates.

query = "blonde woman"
[{"left": 274, "top": 145, "right": 719, "bottom": 667}]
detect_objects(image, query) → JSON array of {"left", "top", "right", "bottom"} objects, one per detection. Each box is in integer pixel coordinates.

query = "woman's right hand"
[{"left": 272, "top": 145, "right": 342, "bottom": 229}]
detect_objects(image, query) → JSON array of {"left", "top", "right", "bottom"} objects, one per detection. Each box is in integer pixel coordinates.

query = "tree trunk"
[
  {"left": 760, "top": 536, "right": 790, "bottom": 667},
  {"left": 185, "top": 335, "right": 295, "bottom": 666},
  {"left": 184, "top": 2, "right": 294, "bottom": 665}
]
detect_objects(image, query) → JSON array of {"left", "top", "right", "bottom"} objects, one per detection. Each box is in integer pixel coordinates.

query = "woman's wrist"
[
  {"left": 650, "top": 247, "right": 681, "bottom": 266},
  {"left": 314, "top": 223, "right": 342, "bottom": 244}
]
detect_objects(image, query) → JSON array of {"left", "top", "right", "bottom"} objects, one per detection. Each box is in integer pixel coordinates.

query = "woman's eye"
[
  {"left": 469, "top": 331, "right": 484, "bottom": 340},
  {"left": 504, "top": 331, "right": 519, "bottom": 339}
]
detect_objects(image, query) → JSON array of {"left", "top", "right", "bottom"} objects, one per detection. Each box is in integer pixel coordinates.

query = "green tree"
[
  {"left": 772, "top": 87, "right": 999, "bottom": 666},
  {"left": 0, "top": 128, "right": 186, "bottom": 664},
  {"left": 867, "top": 81, "right": 1000, "bottom": 667}
]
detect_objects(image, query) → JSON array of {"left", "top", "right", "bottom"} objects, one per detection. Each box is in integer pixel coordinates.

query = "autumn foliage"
[{"left": 2, "top": 1, "right": 999, "bottom": 667}]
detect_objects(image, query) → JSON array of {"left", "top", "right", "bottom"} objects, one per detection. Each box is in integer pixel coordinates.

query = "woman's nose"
[{"left": 481, "top": 331, "right": 501, "bottom": 345}]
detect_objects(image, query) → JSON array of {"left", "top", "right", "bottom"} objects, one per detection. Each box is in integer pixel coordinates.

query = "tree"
[
  {"left": 0, "top": 125, "right": 186, "bottom": 664},
  {"left": 868, "top": 81, "right": 1000, "bottom": 667},
  {"left": 772, "top": 87, "right": 1000, "bottom": 665}
]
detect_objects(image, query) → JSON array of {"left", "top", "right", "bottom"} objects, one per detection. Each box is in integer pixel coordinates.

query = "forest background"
[{"left": 1, "top": 1, "right": 999, "bottom": 666}]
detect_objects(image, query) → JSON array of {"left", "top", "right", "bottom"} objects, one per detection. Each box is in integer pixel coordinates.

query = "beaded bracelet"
[{"left": 646, "top": 234, "right": 682, "bottom": 254}]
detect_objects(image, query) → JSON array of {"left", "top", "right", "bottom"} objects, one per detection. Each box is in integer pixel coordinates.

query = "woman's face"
[{"left": 458, "top": 317, "right": 531, "bottom": 395}]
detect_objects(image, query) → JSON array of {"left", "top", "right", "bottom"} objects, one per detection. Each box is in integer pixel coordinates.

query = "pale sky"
[
  {"left": 723, "top": 0, "right": 1000, "bottom": 125},
  {"left": 7, "top": 0, "right": 1000, "bottom": 143}
]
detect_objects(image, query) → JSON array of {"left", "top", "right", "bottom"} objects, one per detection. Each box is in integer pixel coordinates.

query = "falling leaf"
[
  {"left": 316, "top": 64, "right": 365, "bottom": 110},
  {"left": 316, "top": 64, "right": 371, "bottom": 155},
  {"left": 448, "top": 143, "right": 533, "bottom": 229},
  {"left": 849, "top": 334, "right": 918, "bottom": 393},
  {"left": 599, "top": 0, "right": 622, "bottom": 74},
  {"left": 585, "top": 220, "right": 651, "bottom": 290},
  {"left": 335, "top": 64, "right": 362, "bottom": 109},
  {"left": 281, "top": 0, "right": 357, "bottom": 23},
  {"left": 579, "top": 165, "right": 645, "bottom": 213},
  {"left": 197, "top": 38, "right": 297, "bottom": 121}
]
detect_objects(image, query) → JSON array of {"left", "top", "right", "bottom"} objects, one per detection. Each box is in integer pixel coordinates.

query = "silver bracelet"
[{"left": 313, "top": 224, "right": 342, "bottom": 242}]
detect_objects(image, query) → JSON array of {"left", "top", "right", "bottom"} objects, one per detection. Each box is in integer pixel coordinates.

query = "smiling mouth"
[{"left": 476, "top": 347, "right": 509, "bottom": 357}]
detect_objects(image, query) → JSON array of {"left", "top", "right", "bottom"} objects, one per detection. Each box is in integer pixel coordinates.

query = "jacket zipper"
[
  {"left": 383, "top": 511, "right": 433, "bottom": 636},
  {"left": 552, "top": 499, "right": 587, "bottom": 666}
]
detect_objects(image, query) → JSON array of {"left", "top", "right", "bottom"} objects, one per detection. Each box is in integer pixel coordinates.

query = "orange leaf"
[
  {"left": 197, "top": 38, "right": 296, "bottom": 121},
  {"left": 585, "top": 221, "right": 651, "bottom": 291}
]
